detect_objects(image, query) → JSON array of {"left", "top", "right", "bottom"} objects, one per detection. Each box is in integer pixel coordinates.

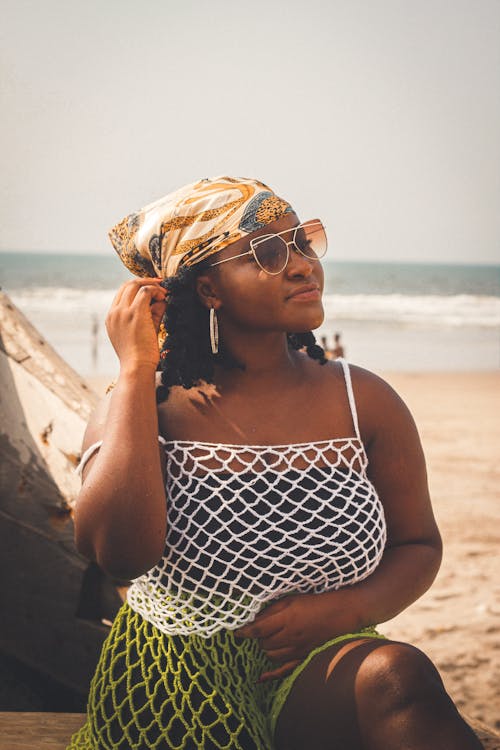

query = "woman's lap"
[
  {"left": 274, "top": 636, "right": 387, "bottom": 750},
  {"left": 68, "top": 607, "right": 481, "bottom": 750},
  {"left": 68, "top": 603, "right": 384, "bottom": 749},
  {"left": 273, "top": 637, "right": 483, "bottom": 750},
  {"left": 269, "top": 628, "right": 385, "bottom": 739}
]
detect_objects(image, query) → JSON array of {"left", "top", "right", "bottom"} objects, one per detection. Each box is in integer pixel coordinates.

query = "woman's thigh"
[
  {"left": 273, "top": 636, "right": 465, "bottom": 750},
  {"left": 274, "top": 637, "right": 380, "bottom": 750}
]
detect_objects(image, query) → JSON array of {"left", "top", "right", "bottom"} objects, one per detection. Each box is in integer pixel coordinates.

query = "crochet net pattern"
[
  {"left": 68, "top": 605, "right": 383, "bottom": 750},
  {"left": 68, "top": 604, "right": 277, "bottom": 749},
  {"left": 127, "top": 432, "right": 386, "bottom": 638}
]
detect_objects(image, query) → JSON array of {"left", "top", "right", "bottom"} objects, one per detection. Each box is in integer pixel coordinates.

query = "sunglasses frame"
[{"left": 209, "top": 219, "right": 327, "bottom": 276}]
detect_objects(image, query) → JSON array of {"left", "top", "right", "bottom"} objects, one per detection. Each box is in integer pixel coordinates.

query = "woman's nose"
[{"left": 285, "top": 245, "right": 314, "bottom": 277}]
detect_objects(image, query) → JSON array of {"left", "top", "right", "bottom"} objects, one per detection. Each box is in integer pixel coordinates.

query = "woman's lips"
[{"left": 286, "top": 284, "right": 321, "bottom": 301}]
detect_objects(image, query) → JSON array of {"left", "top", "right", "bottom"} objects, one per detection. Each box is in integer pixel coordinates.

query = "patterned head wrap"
[{"left": 109, "top": 175, "right": 294, "bottom": 278}]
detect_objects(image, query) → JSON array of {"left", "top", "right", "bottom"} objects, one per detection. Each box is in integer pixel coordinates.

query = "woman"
[{"left": 69, "top": 176, "right": 482, "bottom": 749}]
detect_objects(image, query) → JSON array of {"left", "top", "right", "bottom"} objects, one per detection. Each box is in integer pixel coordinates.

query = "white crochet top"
[{"left": 77, "top": 360, "right": 387, "bottom": 637}]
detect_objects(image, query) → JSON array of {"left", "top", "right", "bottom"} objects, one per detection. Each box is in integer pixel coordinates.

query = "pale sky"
[{"left": 1, "top": 0, "right": 499, "bottom": 263}]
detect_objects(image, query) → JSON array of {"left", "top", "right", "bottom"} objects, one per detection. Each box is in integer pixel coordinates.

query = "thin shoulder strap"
[
  {"left": 75, "top": 435, "right": 167, "bottom": 476},
  {"left": 338, "top": 358, "right": 361, "bottom": 440}
]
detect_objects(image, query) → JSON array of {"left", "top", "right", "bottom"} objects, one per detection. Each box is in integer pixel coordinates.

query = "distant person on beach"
[
  {"left": 320, "top": 334, "right": 333, "bottom": 360},
  {"left": 320, "top": 332, "right": 344, "bottom": 360},
  {"left": 332, "top": 330, "right": 345, "bottom": 359},
  {"left": 70, "top": 177, "right": 483, "bottom": 749}
]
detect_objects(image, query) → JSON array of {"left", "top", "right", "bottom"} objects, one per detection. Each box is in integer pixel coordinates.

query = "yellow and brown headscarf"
[{"left": 109, "top": 175, "right": 294, "bottom": 278}]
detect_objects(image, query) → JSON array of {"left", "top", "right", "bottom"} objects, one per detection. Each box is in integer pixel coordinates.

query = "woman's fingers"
[
  {"left": 135, "top": 288, "right": 168, "bottom": 333},
  {"left": 112, "top": 278, "right": 164, "bottom": 308},
  {"left": 123, "top": 280, "right": 166, "bottom": 308},
  {"left": 258, "top": 630, "right": 291, "bottom": 652},
  {"left": 234, "top": 612, "right": 285, "bottom": 640},
  {"left": 105, "top": 278, "right": 168, "bottom": 369},
  {"left": 257, "top": 659, "right": 301, "bottom": 684},
  {"left": 261, "top": 645, "right": 298, "bottom": 663},
  {"left": 130, "top": 284, "right": 167, "bottom": 311},
  {"left": 106, "top": 283, "right": 167, "bottom": 336},
  {"left": 110, "top": 282, "right": 167, "bottom": 331}
]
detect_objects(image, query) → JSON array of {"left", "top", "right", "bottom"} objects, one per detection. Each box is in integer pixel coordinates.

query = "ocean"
[{"left": 1, "top": 252, "right": 499, "bottom": 377}]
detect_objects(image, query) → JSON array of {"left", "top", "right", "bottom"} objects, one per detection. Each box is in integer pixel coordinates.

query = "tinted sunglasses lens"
[
  {"left": 295, "top": 221, "right": 327, "bottom": 259},
  {"left": 253, "top": 236, "right": 288, "bottom": 274}
]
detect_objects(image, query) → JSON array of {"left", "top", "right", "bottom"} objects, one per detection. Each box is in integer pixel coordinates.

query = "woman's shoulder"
[
  {"left": 346, "top": 362, "right": 408, "bottom": 406},
  {"left": 344, "top": 362, "right": 417, "bottom": 443},
  {"left": 290, "top": 356, "right": 409, "bottom": 442},
  {"left": 81, "top": 372, "right": 169, "bottom": 444},
  {"left": 156, "top": 381, "right": 218, "bottom": 441},
  {"left": 347, "top": 361, "right": 399, "bottom": 397},
  {"left": 309, "top": 356, "right": 396, "bottom": 398}
]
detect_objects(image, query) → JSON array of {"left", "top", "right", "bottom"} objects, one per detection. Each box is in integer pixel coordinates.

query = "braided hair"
[{"left": 156, "top": 263, "right": 327, "bottom": 403}]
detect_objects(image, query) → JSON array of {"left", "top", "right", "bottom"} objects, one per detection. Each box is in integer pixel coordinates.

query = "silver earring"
[{"left": 209, "top": 307, "right": 219, "bottom": 355}]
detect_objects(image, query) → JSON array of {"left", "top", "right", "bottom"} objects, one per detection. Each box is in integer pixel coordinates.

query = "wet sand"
[{"left": 88, "top": 370, "right": 500, "bottom": 730}]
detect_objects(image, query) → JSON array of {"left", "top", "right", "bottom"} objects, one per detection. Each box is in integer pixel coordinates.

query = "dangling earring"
[{"left": 209, "top": 307, "right": 219, "bottom": 355}]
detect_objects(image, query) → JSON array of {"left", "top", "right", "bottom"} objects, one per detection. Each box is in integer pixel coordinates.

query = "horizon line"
[{"left": 0, "top": 248, "right": 498, "bottom": 269}]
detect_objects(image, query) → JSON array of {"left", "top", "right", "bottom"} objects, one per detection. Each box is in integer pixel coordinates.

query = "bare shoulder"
[
  {"left": 157, "top": 382, "right": 217, "bottom": 440},
  {"left": 83, "top": 375, "right": 187, "bottom": 448},
  {"left": 81, "top": 379, "right": 210, "bottom": 449},
  {"left": 348, "top": 362, "right": 403, "bottom": 401},
  {"left": 346, "top": 363, "right": 417, "bottom": 444},
  {"left": 310, "top": 356, "right": 403, "bottom": 407},
  {"left": 80, "top": 381, "right": 169, "bottom": 481}
]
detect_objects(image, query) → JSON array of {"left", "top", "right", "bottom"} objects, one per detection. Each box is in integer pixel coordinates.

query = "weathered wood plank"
[
  {"left": 0, "top": 291, "right": 97, "bottom": 420},
  {"left": 0, "top": 292, "right": 121, "bottom": 694},
  {"left": 0, "top": 713, "right": 86, "bottom": 749},
  {"left": 0, "top": 712, "right": 497, "bottom": 749}
]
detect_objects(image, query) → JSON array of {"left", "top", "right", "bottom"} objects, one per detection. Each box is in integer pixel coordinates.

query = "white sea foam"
[
  {"left": 10, "top": 288, "right": 500, "bottom": 329},
  {"left": 323, "top": 293, "right": 500, "bottom": 328},
  {"left": 10, "top": 287, "right": 116, "bottom": 315}
]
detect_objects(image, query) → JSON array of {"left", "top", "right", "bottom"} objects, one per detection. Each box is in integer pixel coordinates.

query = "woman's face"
[{"left": 202, "top": 212, "right": 325, "bottom": 335}]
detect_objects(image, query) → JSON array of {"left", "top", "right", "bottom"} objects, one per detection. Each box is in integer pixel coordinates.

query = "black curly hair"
[{"left": 155, "top": 262, "right": 327, "bottom": 403}]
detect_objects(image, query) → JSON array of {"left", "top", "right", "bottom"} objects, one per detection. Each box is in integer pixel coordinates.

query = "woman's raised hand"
[{"left": 105, "top": 278, "right": 168, "bottom": 372}]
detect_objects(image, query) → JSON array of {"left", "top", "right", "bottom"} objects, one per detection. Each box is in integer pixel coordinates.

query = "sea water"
[{"left": 0, "top": 252, "right": 499, "bottom": 377}]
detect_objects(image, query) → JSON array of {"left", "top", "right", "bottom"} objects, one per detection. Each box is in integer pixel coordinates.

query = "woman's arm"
[
  {"left": 73, "top": 279, "right": 168, "bottom": 580},
  {"left": 344, "top": 366, "right": 442, "bottom": 626},
  {"left": 236, "top": 367, "right": 442, "bottom": 680}
]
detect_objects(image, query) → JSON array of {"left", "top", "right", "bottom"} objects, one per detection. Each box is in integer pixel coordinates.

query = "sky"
[{"left": 1, "top": 0, "right": 499, "bottom": 264}]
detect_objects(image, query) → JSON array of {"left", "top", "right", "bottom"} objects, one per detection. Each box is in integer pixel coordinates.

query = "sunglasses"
[{"left": 209, "top": 219, "right": 327, "bottom": 276}]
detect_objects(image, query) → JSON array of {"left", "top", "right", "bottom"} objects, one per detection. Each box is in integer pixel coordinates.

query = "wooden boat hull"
[{"left": 0, "top": 291, "right": 122, "bottom": 698}]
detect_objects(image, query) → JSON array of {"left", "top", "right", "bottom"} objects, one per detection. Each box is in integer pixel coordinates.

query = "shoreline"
[{"left": 85, "top": 370, "right": 500, "bottom": 729}]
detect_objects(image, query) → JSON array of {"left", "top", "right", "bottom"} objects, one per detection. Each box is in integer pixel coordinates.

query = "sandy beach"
[
  {"left": 88, "top": 370, "right": 500, "bottom": 731},
  {"left": 379, "top": 372, "right": 500, "bottom": 731}
]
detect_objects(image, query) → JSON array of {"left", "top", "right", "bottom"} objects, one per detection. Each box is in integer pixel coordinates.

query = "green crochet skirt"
[{"left": 68, "top": 602, "right": 383, "bottom": 749}]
